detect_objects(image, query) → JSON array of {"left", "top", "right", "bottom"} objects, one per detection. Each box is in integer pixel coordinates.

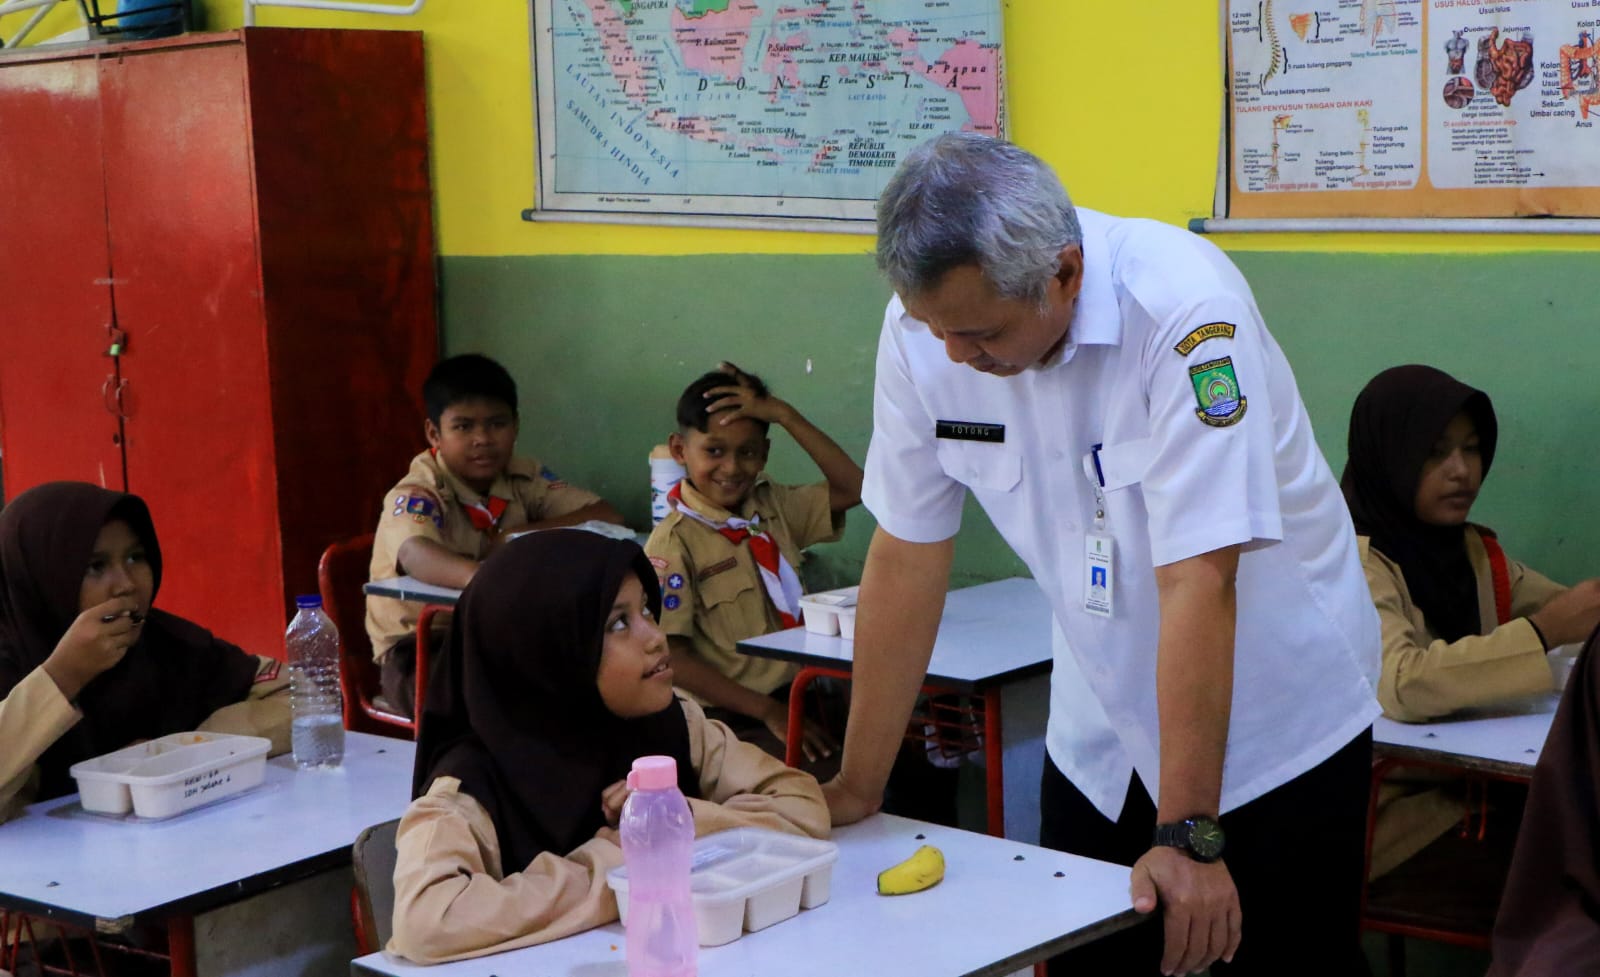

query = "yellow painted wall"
[{"left": 50, "top": 1, "right": 1571, "bottom": 256}]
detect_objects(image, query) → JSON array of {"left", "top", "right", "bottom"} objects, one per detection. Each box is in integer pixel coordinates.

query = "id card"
[{"left": 1084, "top": 533, "right": 1114, "bottom": 618}]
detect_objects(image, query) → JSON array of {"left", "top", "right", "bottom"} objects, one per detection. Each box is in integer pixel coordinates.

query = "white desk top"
[
  {"left": 1372, "top": 694, "right": 1557, "bottom": 779},
  {"left": 738, "top": 577, "right": 1054, "bottom": 690},
  {"left": 364, "top": 576, "right": 462, "bottom": 607},
  {"left": 0, "top": 732, "right": 416, "bottom": 928},
  {"left": 351, "top": 813, "right": 1138, "bottom": 977}
]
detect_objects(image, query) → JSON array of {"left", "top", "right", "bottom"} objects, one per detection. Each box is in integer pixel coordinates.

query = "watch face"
[{"left": 1188, "top": 817, "right": 1225, "bottom": 860}]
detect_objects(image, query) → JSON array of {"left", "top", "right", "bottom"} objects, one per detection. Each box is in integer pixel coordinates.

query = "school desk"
[
  {"left": 1372, "top": 692, "right": 1558, "bottom": 780},
  {"left": 349, "top": 812, "right": 1139, "bottom": 977},
  {"left": 0, "top": 732, "right": 416, "bottom": 977},
  {"left": 364, "top": 575, "right": 462, "bottom": 607},
  {"left": 737, "top": 577, "right": 1054, "bottom": 842}
]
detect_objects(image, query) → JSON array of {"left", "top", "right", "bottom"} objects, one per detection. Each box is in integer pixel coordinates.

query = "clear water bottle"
[
  {"left": 619, "top": 755, "right": 697, "bottom": 977},
  {"left": 286, "top": 595, "right": 344, "bottom": 769}
]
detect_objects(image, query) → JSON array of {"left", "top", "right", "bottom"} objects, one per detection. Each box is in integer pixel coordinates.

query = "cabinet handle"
[{"left": 102, "top": 376, "right": 129, "bottom": 419}]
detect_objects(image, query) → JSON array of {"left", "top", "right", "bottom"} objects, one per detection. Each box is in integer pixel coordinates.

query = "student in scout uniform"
[
  {"left": 644, "top": 364, "right": 861, "bottom": 764},
  {"left": 0, "top": 482, "right": 290, "bottom": 823},
  {"left": 388, "top": 531, "right": 826, "bottom": 963},
  {"left": 1343, "top": 365, "right": 1600, "bottom": 878},
  {"left": 367, "top": 354, "right": 625, "bottom": 717},
  {"left": 824, "top": 133, "right": 1381, "bottom": 976}
]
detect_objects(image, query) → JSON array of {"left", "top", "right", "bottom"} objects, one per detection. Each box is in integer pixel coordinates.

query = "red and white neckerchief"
[
  {"left": 462, "top": 495, "right": 509, "bottom": 533},
  {"left": 668, "top": 482, "right": 803, "bottom": 627}
]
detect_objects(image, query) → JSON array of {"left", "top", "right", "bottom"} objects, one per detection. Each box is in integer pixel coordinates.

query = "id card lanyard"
[{"left": 1081, "top": 444, "right": 1115, "bottom": 618}]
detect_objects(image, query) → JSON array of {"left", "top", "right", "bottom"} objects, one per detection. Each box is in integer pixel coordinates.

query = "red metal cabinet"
[{"left": 0, "top": 29, "right": 438, "bottom": 659}]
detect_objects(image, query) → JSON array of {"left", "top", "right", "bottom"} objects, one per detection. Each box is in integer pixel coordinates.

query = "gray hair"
[{"left": 876, "top": 132, "right": 1081, "bottom": 308}]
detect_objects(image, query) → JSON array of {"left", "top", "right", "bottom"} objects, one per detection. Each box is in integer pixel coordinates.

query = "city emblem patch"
[{"left": 1188, "top": 356, "right": 1248, "bottom": 427}]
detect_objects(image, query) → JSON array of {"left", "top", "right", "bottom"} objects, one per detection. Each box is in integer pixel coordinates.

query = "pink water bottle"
[{"left": 620, "top": 755, "right": 698, "bottom": 977}]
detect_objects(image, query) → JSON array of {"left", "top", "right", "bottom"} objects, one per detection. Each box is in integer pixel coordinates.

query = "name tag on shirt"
[
  {"left": 1084, "top": 533, "right": 1115, "bottom": 618},
  {"left": 936, "top": 420, "right": 1005, "bottom": 443}
]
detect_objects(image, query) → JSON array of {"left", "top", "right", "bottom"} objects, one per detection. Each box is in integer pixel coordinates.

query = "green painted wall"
[{"left": 441, "top": 252, "right": 1597, "bottom": 588}]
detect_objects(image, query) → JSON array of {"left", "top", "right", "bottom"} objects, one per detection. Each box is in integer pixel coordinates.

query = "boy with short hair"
[
  {"left": 646, "top": 363, "right": 862, "bottom": 761},
  {"left": 367, "top": 353, "right": 624, "bottom": 715}
]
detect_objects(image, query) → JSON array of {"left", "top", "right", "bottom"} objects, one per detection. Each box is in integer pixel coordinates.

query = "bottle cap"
[
  {"left": 627, "top": 755, "right": 678, "bottom": 791},
  {"left": 295, "top": 595, "right": 323, "bottom": 609}
]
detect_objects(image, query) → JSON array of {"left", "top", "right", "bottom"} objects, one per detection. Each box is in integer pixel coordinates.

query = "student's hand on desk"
[
  {"left": 706, "top": 362, "right": 794, "bottom": 428},
  {"left": 820, "top": 774, "right": 882, "bottom": 826},
  {"left": 758, "top": 698, "right": 837, "bottom": 763},
  {"left": 42, "top": 596, "right": 144, "bottom": 701},
  {"left": 1131, "top": 846, "right": 1240, "bottom": 976},
  {"left": 1531, "top": 578, "right": 1600, "bottom": 647},
  {"left": 601, "top": 778, "right": 632, "bottom": 829}
]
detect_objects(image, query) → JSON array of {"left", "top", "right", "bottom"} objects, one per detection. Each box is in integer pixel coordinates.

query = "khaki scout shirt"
[
  {"left": 387, "top": 697, "right": 829, "bottom": 964},
  {"left": 1364, "top": 525, "right": 1567, "bottom": 879},
  {"left": 644, "top": 476, "right": 842, "bottom": 700},
  {"left": 365, "top": 450, "right": 602, "bottom": 660}
]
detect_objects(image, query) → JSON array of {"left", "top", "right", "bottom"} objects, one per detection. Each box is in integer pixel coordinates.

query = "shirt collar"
[
  {"left": 1047, "top": 208, "right": 1122, "bottom": 367},
  {"left": 675, "top": 475, "right": 766, "bottom": 523}
]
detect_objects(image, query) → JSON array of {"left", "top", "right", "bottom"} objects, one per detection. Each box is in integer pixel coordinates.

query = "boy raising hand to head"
[{"left": 646, "top": 363, "right": 861, "bottom": 763}]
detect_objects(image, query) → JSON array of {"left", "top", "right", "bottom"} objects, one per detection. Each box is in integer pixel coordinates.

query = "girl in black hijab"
[
  {"left": 389, "top": 529, "right": 827, "bottom": 965},
  {"left": 1343, "top": 366, "right": 1600, "bottom": 878},
  {"left": 0, "top": 482, "right": 289, "bottom": 820}
]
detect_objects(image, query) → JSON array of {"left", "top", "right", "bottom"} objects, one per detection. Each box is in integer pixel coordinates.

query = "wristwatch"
[{"left": 1152, "top": 815, "right": 1226, "bottom": 863}]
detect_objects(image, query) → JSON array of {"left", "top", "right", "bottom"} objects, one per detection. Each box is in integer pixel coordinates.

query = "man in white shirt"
[{"left": 825, "top": 133, "right": 1381, "bottom": 976}]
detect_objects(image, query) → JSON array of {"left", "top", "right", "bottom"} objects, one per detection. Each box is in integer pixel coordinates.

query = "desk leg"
[
  {"left": 168, "top": 916, "right": 196, "bottom": 977},
  {"left": 998, "top": 673, "right": 1050, "bottom": 844}
]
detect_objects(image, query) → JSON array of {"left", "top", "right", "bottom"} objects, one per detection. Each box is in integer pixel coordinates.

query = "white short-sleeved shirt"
[{"left": 863, "top": 208, "right": 1380, "bottom": 819}]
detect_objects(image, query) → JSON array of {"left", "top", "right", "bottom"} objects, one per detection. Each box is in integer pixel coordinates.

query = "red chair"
[{"left": 318, "top": 535, "right": 439, "bottom": 738}]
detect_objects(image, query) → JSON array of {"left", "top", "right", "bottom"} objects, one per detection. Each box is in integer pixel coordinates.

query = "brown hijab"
[
  {"left": 1488, "top": 627, "right": 1600, "bottom": 976},
  {"left": 413, "top": 529, "right": 697, "bottom": 877},
  {"left": 0, "top": 482, "right": 260, "bottom": 800},
  {"left": 1342, "top": 365, "right": 1499, "bottom": 643}
]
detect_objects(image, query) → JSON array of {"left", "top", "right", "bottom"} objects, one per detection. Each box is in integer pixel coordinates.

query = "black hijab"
[
  {"left": 413, "top": 529, "right": 698, "bottom": 876},
  {"left": 0, "top": 482, "right": 260, "bottom": 800},
  {"left": 1341, "top": 365, "right": 1499, "bottom": 643}
]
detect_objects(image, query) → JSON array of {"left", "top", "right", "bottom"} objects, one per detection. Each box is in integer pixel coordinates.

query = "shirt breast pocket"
[
  {"left": 698, "top": 563, "right": 763, "bottom": 644},
  {"left": 935, "top": 441, "right": 1023, "bottom": 494}
]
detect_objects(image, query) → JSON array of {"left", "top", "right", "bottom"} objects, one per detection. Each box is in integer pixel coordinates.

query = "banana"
[{"left": 876, "top": 844, "right": 945, "bottom": 896}]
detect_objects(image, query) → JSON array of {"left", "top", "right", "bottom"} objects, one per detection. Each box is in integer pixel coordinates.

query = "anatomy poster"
[{"left": 1226, "top": 0, "right": 1600, "bottom": 217}]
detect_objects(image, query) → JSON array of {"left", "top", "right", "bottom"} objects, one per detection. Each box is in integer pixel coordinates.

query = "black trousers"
[{"left": 1041, "top": 729, "right": 1374, "bottom": 977}]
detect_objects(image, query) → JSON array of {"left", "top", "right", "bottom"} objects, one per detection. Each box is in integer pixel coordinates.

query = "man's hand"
[
  {"left": 600, "top": 778, "right": 632, "bottom": 829},
  {"left": 820, "top": 773, "right": 882, "bottom": 826},
  {"left": 758, "top": 698, "right": 837, "bottom": 764},
  {"left": 42, "top": 596, "right": 143, "bottom": 700},
  {"left": 1130, "top": 846, "right": 1241, "bottom": 975}
]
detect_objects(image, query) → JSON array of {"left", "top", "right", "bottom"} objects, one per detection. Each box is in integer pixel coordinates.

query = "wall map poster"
[
  {"left": 532, "top": 0, "right": 1005, "bottom": 224},
  {"left": 1226, "top": 0, "right": 1600, "bottom": 217}
]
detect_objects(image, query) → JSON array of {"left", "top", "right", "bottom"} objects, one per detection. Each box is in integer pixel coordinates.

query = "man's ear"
[
  {"left": 1050, "top": 245, "right": 1085, "bottom": 306},
  {"left": 668, "top": 432, "right": 687, "bottom": 465}
]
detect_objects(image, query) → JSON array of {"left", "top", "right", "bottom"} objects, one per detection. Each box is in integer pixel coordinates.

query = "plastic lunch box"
[
  {"left": 69, "top": 731, "right": 271, "bottom": 819},
  {"left": 608, "top": 828, "right": 839, "bottom": 946},
  {"left": 797, "top": 586, "right": 859, "bottom": 641}
]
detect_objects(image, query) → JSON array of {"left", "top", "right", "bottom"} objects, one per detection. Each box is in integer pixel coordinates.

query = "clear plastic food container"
[
  {"left": 608, "top": 828, "right": 839, "bottom": 946},
  {"left": 798, "top": 586, "right": 859, "bottom": 638},
  {"left": 69, "top": 731, "right": 272, "bottom": 819}
]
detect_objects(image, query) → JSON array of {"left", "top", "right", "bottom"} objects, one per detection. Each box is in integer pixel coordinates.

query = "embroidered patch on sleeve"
[
  {"left": 649, "top": 556, "right": 670, "bottom": 571},
  {"left": 666, "top": 573, "right": 684, "bottom": 590},
  {"left": 1173, "top": 322, "right": 1237, "bottom": 356},
  {"left": 538, "top": 465, "right": 569, "bottom": 489},
  {"left": 697, "top": 557, "right": 738, "bottom": 582},
  {"left": 254, "top": 658, "right": 282, "bottom": 684},
  {"left": 394, "top": 493, "right": 443, "bottom": 527},
  {"left": 663, "top": 594, "right": 682, "bottom": 611},
  {"left": 1188, "top": 356, "right": 1248, "bottom": 427}
]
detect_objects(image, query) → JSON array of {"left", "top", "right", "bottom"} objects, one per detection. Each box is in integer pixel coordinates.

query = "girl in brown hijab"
[
  {"left": 389, "top": 529, "right": 827, "bottom": 965},
  {"left": 1343, "top": 366, "right": 1600, "bottom": 877},
  {"left": 0, "top": 482, "right": 290, "bottom": 821},
  {"left": 1489, "top": 622, "right": 1600, "bottom": 976}
]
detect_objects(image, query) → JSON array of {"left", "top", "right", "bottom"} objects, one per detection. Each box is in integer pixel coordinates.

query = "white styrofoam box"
[
  {"left": 1550, "top": 645, "right": 1580, "bottom": 692},
  {"left": 798, "top": 586, "right": 859, "bottom": 636},
  {"left": 836, "top": 606, "right": 857, "bottom": 642},
  {"left": 70, "top": 731, "right": 271, "bottom": 820},
  {"left": 608, "top": 828, "right": 839, "bottom": 946}
]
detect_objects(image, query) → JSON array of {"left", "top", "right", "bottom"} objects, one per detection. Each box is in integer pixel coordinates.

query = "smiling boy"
[{"left": 366, "top": 354, "right": 624, "bottom": 716}]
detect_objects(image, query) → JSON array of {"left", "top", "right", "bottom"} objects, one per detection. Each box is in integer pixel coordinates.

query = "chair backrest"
[
  {"left": 351, "top": 818, "right": 401, "bottom": 955},
  {"left": 317, "top": 534, "right": 396, "bottom": 734}
]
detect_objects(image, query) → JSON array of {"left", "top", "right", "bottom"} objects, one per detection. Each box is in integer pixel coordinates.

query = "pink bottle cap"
[{"left": 627, "top": 755, "right": 678, "bottom": 791}]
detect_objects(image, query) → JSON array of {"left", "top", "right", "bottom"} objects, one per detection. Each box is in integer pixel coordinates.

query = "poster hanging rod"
[{"left": 1191, "top": 218, "right": 1600, "bottom": 235}]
